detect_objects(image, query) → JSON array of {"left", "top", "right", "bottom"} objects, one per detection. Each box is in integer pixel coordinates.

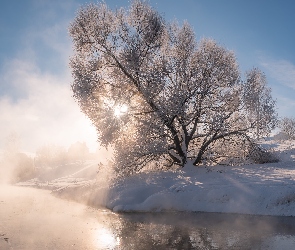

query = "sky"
[{"left": 1, "top": 0, "right": 295, "bottom": 154}]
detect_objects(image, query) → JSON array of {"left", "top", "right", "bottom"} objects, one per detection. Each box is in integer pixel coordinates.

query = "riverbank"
[
  {"left": 18, "top": 139, "right": 295, "bottom": 216},
  {"left": 106, "top": 161, "right": 295, "bottom": 216}
]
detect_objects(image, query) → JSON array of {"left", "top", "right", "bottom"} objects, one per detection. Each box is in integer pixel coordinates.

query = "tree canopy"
[{"left": 69, "top": 0, "right": 277, "bottom": 172}]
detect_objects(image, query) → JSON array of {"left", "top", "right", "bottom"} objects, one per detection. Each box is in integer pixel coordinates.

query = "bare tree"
[{"left": 69, "top": 1, "right": 277, "bottom": 172}]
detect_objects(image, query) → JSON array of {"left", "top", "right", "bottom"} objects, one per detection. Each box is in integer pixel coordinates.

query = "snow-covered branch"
[{"left": 69, "top": 0, "right": 278, "bottom": 172}]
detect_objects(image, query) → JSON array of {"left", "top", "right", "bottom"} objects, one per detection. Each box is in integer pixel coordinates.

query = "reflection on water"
[
  {"left": 93, "top": 211, "right": 295, "bottom": 249},
  {"left": 93, "top": 227, "right": 120, "bottom": 249},
  {"left": 3, "top": 186, "right": 294, "bottom": 249}
]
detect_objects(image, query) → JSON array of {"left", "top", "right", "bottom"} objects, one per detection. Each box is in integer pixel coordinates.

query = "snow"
[
  {"left": 107, "top": 161, "right": 295, "bottom": 216},
  {"left": 18, "top": 139, "right": 295, "bottom": 216}
]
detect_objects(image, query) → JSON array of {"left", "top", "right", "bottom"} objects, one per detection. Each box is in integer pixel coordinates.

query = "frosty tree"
[
  {"left": 243, "top": 68, "right": 277, "bottom": 139},
  {"left": 280, "top": 117, "right": 295, "bottom": 140},
  {"left": 69, "top": 0, "right": 277, "bottom": 171}
]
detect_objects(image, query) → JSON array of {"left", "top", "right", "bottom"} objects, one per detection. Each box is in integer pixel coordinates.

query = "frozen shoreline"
[
  {"left": 17, "top": 140, "right": 295, "bottom": 216},
  {"left": 105, "top": 161, "right": 295, "bottom": 216}
]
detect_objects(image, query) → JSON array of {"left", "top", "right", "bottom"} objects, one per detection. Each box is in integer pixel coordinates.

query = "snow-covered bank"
[
  {"left": 106, "top": 162, "right": 295, "bottom": 216},
  {"left": 18, "top": 140, "right": 295, "bottom": 216},
  {"left": 106, "top": 140, "right": 295, "bottom": 216}
]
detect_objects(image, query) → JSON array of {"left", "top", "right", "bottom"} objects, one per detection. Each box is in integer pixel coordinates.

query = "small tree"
[
  {"left": 69, "top": 1, "right": 277, "bottom": 172},
  {"left": 243, "top": 68, "right": 278, "bottom": 139},
  {"left": 279, "top": 117, "right": 295, "bottom": 140}
]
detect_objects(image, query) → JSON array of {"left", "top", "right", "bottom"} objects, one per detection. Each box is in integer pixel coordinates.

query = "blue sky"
[{"left": 1, "top": 0, "right": 295, "bottom": 153}]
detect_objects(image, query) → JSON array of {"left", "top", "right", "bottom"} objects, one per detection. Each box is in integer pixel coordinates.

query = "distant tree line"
[{"left": 0, "top": 133, "right": 95, "bottom": 183}]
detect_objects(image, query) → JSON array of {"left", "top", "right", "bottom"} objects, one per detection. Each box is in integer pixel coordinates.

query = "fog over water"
[{"left": 1, "top": 185, "right": 295, "bottom": 249}]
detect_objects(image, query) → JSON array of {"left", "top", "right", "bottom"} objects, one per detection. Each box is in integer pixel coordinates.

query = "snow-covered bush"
[{"left": 246, "top": 143, "right": 279, "bottom": 164}]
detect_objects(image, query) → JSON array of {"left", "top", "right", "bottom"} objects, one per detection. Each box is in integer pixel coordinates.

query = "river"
[{"left": 1, "top": 185, "right": 295, "bottom": 249}]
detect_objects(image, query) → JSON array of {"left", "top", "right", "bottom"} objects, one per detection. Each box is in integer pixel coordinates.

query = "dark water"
[{"left": 97, "top": 211, "right": 295, "bottom": 250}]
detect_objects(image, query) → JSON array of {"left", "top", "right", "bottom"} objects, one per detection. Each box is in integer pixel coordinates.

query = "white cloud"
[
  {"left": 261, "top": 58, "right": 295, "bottom": 90},
  {"left": 0, "top": 59, "right": 98, "bottom": 153}
]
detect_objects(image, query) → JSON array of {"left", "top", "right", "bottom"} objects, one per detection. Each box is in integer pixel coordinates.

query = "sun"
[{"left": 114, "top": 104, "right": 128, "bottom": 117}]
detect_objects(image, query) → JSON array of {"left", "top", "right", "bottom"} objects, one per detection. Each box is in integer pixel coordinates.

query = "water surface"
[{"left": 1, "top": 185, "right": 295, "bottom": 249}]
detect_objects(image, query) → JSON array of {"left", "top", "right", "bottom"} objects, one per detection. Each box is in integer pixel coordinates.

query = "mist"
[
  {"left": 0, "top": 59, "right": 99, "bottom": 154},
  {"left": 0, "top": 0, "right": 100, "bottom": 155},
  {"left": 0, "top": 59, "right": 108, "bottom": 185},
  {"left": 2, "top": 185, "right": 295, "bottom": 249}
]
